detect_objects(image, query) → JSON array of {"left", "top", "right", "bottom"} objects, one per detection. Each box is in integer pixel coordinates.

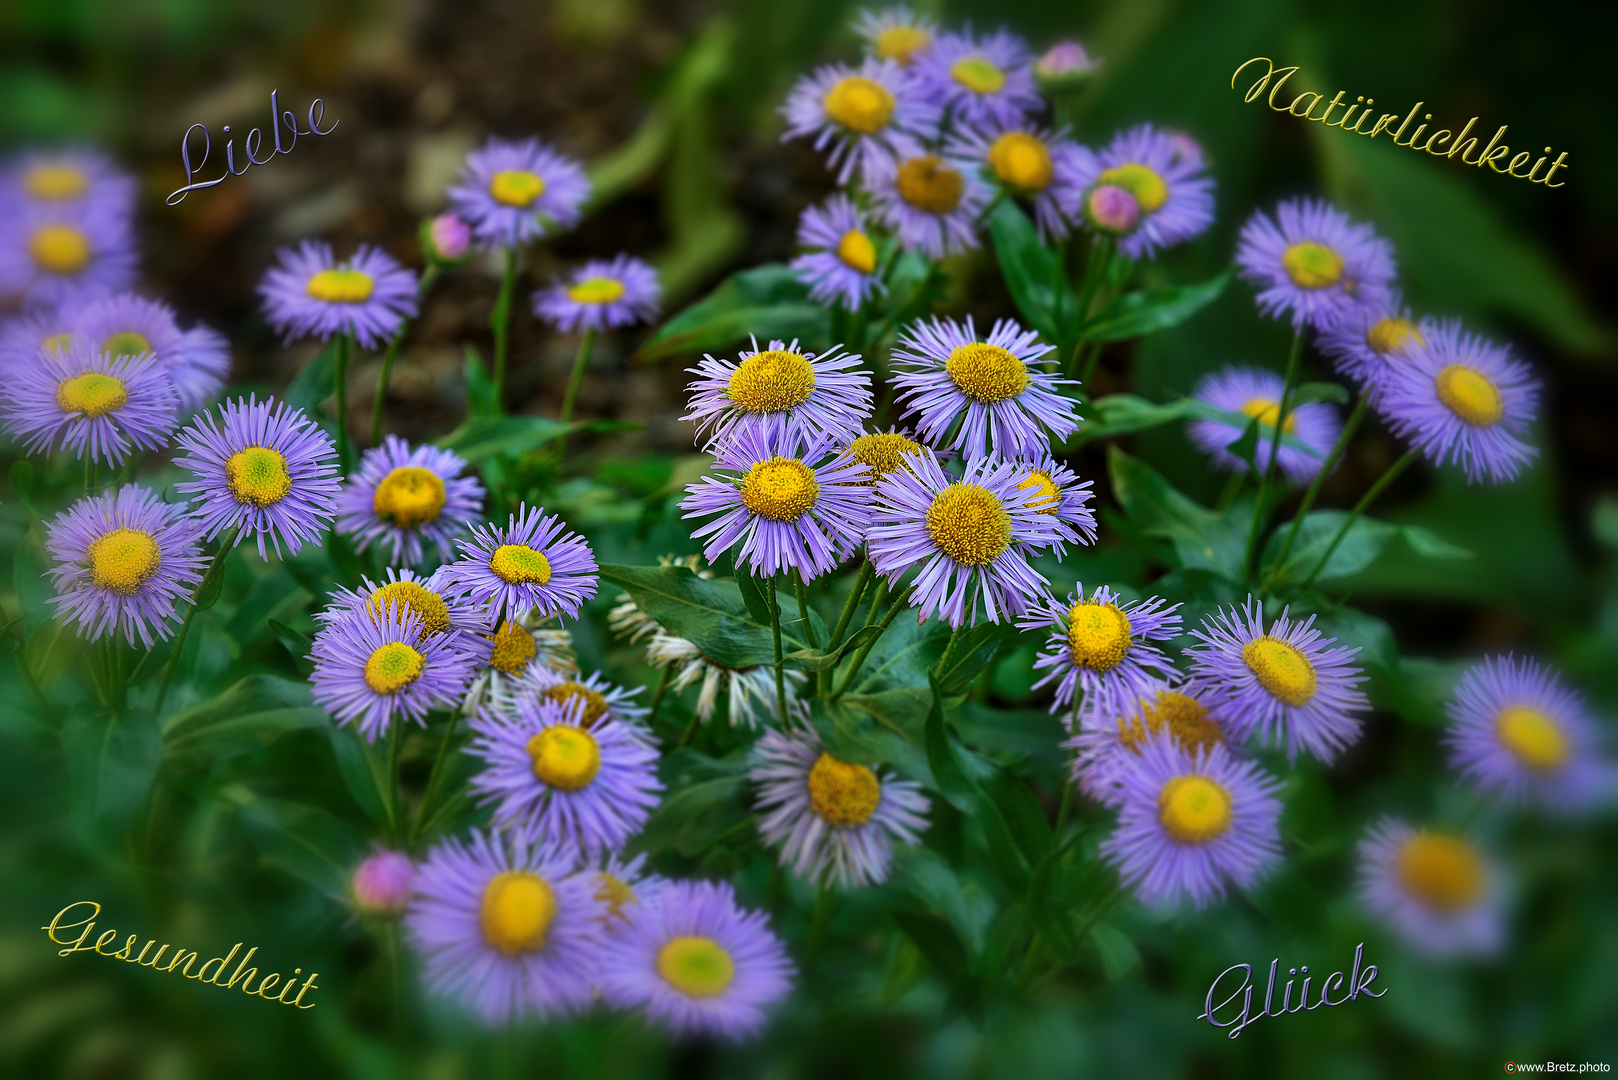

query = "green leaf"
[
  {"left": 62, "top": 707, "right": 162, "bottom": 848},
  {"left": 1028, "top": 836, "right": 1081, "bottom": 959},
  {"left": 328, "top": 724, "right": 391, "bottom": 827},
  {"left": 599, "top": 563, "right": 773, "bottom": 669},
  {"left": 1089, "top": 923, "right": 1141, "bottom": 982},
  {"left": 1109, "top": 446, "right": 1247, "bottom": 578},
  {"left": 24, "top": 616, "right": 82, "bottom": 691},
  {"left": 12, "top": 527, "right": 50, "bottom": 631},
  {"left": 1292, "top": 380, "right": 1351, "bottom": 406},
  {"left": 813, "top": 690, "right": 931, "bottom": 781},
  {"left": 1070, "top": 394, "right": 1197, "bottom": 445},
  {"left": 922, "top": 677, "right": 977, "bottom": 813},
  {"left": 162, "top": 675, "right": 326, "bottom": 773},
  {"left": 1263, "top": 512, "right": 1468, "bottom": 584},
  {"left": 631, "top": 748, "right": 751, "bottom": 857},
  {"left": 435, "top": 415, "right": 574, "bottom": 463},
  {"left": 1079, "top": 268, "right": 1231, "bottom": 343},
  {"left": 463, "top": 344, "right": 496, "bottom": 418},
  {"left": 935, "top": 623, "right": 1018, "bottom": 697},
  {"left": 237, "top": 798, "right": 365, "bottom": 895},
  {"left": 1223, "top": 415, "right": 1264, "bottom": 473},
  {"left": 283, "top": 340, "right": 337, "bottom": 412},
  {"left": 634, "top": 264, "right": 829, "bottom": 363},
  {"left": 785, "top": 624, "right": 883, "bottom": 672},
  {"left": 986, "top": 200, "right": 1077, "bottom": 347},
  {"left": 268, "top": 619, "right": 314, "bottom": 674},
  {"left": 890, "top": 911, "right": 970, "bottom": 982},
  {"left": 1400, "top": 524, "right": 1473, "bottom": 560}
]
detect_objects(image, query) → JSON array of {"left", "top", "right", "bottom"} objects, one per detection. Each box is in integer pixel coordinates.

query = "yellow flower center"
[
  {"left": 538, "top": 680, "right": 611, "bottom": 727},
  {"left": 822, "top": 76, "right": 896, "bottom": 134},
  {"left": 30, "top": 224, "right": 91, "bottom": 274},
  {"left": 1239, "top": 397, "right": 1299, "bottom": 434},
  {"left": 1494, "top": 706, "right": 1568, "bottom": 771},
  {"left": 526, "top": 724, "right": 601, "bottom": 791},
  {"left": 1366, "top": 317, "right": 1424, "bottom": 356},
  {"left": 367, "top": 580, "right": 452, "bottom": 637},
  {"left": 739, "top": 456, "right": 820, "bottom": 522},
  {"left": 1096, "top": 163, "right": 1168, "bottom": 213},
  {"left": 1117, "top": 691, "right": 1224, "bottom": 755},
  {"left": 567, "top": 276, "right": 626, "bottom": 305},
  {"left": 305, "top": 268, "right": 375, "bottom": 304},
  {"left": 42, "top": 332, "right": 76, "bottom": 354},
  {"left": 480, "top": 871, "right": 557, "bottom": 956},
  {"left": 1241, "top": 636, "right": 1317, "bottom": 706},
  {"left": 225, "top": 446, "right": 293, "bottom": 507},
  {"left": 1066, "top": 601, "right": 1132, "bottom": 672},
  {"left": 1434, "top": 364, "right": 1503, "bottom": 427},
  {"left": 103, "top": 331, "right": 154, "bottom": 358},
  {"left": 895, "top": 156, "right": 964, "bottom": 215},
  {"left": 836, "top": 229, "right": 877, "bottom": 274},
  {"left": 945, "top": 342, "right": 1029, "bottom": 403},
  {"left": 25, "top": 164, "right": 89, "bottom": 200},
  {"left": 488, "top": 169, "right": 545, "bottom": 208},
  {"left": 846, "top": 432, "right": 923, "bottom": 484},
  {"left": 363, "top": 641, "right": 426, "bottom": 695},
  {"left": 87, "top": 528, "right": 162, "bottom": 595},
  {"left": 372, "top": 466, "right": 447, "bottom": 530},
  {"left": 490, "top": 544, "right": 553, "bottom": 585},
  {"left": 875, "top": 25, "right": 930, "bottom": 65},
  {"left": 806, "top": 752, "right": 882, "bottom": 826},
  {"left": 1016, "top": 468, "right": 1061, "bottom": 513},
  {"left": 1158, "top": 775, "right": 1233, "bottom": 844},
  {"left": 487, "top": 620, "right": 539, "bottom": 674},
  {"left": 657, "top": 936, "right": 735, "bottom": 999},
  {"left": 950, "top": 57, "right": 1006, "bottom": 94},
  {"left": 1397, "top": 834, "right": 1485, "bottom": 912},
  {"left": 1281, "top": 242, "right": 1344, "bottom": 289},
  {"left": 988, "top": 132, "right": 1054, "bottom": 191},
  {"left": 727, "top": 349, "right": 817, "bottom": 414},
  {"left": 925, "top": 483, "right": 1012, "bottom": 567},
  {"left": 594, "top": 873, "right": 637, "bottom": 920},
  {"left": 56, "top": 372, "right": 129, "bottom": 418}
]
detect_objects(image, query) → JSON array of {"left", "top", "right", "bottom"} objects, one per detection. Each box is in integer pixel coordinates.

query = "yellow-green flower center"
[
  {"left": 225, "top": 446, "right": 293, "bottom": 507},
  {"left": 103, "top": 330, "right": 153, "bottom": 358},
  {"left": 372, "top": 466, "right": 447, "bottom": 530},
  {"left": 1239, "top": 397, "right": 1299, "bottom": 434},
  {"left": 490, "top": 544, "right": 552, "bottom": 585},
  {"left": 1435, "top": 364, "right": 1503, "bottom": 427},
  {"left": 87, "top": 528, "right": 162, "bottom": 595},
  {"left": 1366, "top": 316, "right": 1423, "bottom": 356},
  {"left": 56, "top": 372, "right": 129, "bottom": 418},
  {"left": 1158, "top": 775, "right": 1233, "bottom": 844},
  {"left": 1242, "top": 636, "right": 1317, "bottom": 706},
  {"left": 42, "top": 332, "right": 76, "bottom": 354},
  {"left": 30, "top": 224, "right": 91, "bottom": 274},
  {"left": 657, "top": 936, "right": 735, "bottom": 999},
  {"left": 1397, "top": 833, "right": 1485, "bottom": 912},
  {"left": 988, "top": 132, "right": 1054, "bottom": 191},
  {"left": 739, "top": 456, "right": 819, "bottom": 522},
  {"left": 1096, "top": 163, "right": 1168, "bottom": 213},
  {"left": 950, "top": 57, "right": 1006, "bottom": 94},
  {"left": 846, "top": 432, "right": 923, "bottom": 484},
  {"left": 538, "top": 680, "right": 611, "bottom": 727},
  {"left": 1281, "top": 242, "right": 1344, "bottom": 290},
  {"left": 895, "top": 156, "right": 964, "bottom": 215},
  {"left": 487, "top": 620, "right": 539, "bottom": 674},
  {"left": 1116, "top": 691, "right": 1224, "bottom": 755},
  {"left": 925, "top": 483, "right": 1011, "bottom": 567},
  {"left": 945, "top": 341, "right": 1029, "bottom": 403},
  {"left": 875, "top": 25, "right": 930, "bottom": 65},
  {"left": 727, "top": 349, "right": 817, "bottom": 414},
  {"left": 1494, "top": 706, "right": 1568, "bottom": 771},
  {"left": 806, "top": 751, "right": 882, "bottom": 827},
  {"left": 480, "top": 871, "right": 557, "bottom": 955},
  {"left": 305, "top": 268, "right": 375, "bottom": 304},
  {"left": 822, "top": 76, "right": 896, "bottom": 134},
  {"left": 1016, "top": 468, "right": 1061, "bottom": 513},
  {"left": 836, "top": 229, "right": 877, "bottom": 274},
  {"left": 1066, "top": 601, "right": 1132, "bottom": 672},
  {"left": 363, "top": 641, "right": 426, "bottom": 695},
  {"left": 368, "top": 580, "right": 452, "bottom": 637},
  {"left": 488, "top": 169, "right": 545, "bottom": 208},
  {"left": 567, "top": 276, "right": 626, "bottom": 305},
  {"left": 594, "top": 872, "right": 637, "bottom": 921},
  {"left": 25, "top": 164, "right": 89, "bottom": 200},
  {"left": 526, "top": 724, "right": 601, "bottom": 791}
]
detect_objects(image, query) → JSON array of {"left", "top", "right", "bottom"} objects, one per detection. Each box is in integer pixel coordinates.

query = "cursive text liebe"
[
  {"left": 166, "top": 90, "right": 338, "bottom": 206},
  {"left": 1198, "top": 942, "right": 1385, "bottom": 1039}
]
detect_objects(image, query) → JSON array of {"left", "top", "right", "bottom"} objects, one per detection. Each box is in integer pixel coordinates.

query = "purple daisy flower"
[
  {"left": 495, "top": 666, "right": 652, "bottom": 738},
  {"left": 1357, "top": 818, "right": 1503, "bottom": 958},
  {"left": 460, "top": 612, "right": 579, "bottom": 716},
  {"left": 72, "top": 292, "right": 231, "bottom": 411},
  {"left": 258, "top": 240, "right": 419, "bottom": 350},
  {"left": 1186, "top": 597, "right": 1368, "bottom": 764},
  {"left": 596, "top": 878, "right": 794, "bottom": 1041},
  {"left": 467, "top": 695, "right": 662, "bottom": 860},
  {"left": 867, "top": 450, "right": 1064, "bottom": 628},
  {"left": 911, "top": 27, "right": 1041, "bottom": 131},
  {"left": 1378, "top": 319, "right": 1540, "bottom": 484},
  {"left": 839, "top": 427, "right": 930, "bottom": 486},
  {"left": 682, "top": 337, "right": 872, "bottom": 450},
  {"left": 750, "top": 721, "right": 929, "bottom": 890},
  {"left": 854, "top": 6, "right": 937, "bottom": 67},
  {"left": 1187, "top": 366, "right": 1341, "bottom": 484},
  {"left": 1101, "top": 735, "right": 1284, "bottom": 909},
  {"left": 0, "top": 199, "right": 137, "bottom": 310},
  {"left": 681, "top": 426, "right": 869, "bottom": 581},
  {"left": 0, "top": 341, "right": 177, "bottom": 466},
  {"left": 43, "top": 484, "right": 207, "bottom": 647},
  {"left": 1019, "top": 584, "right": 1182, "bottom": 729},
  {"left": 1442, "top": 655, "right": 1608, "bottom": 813},
  {"left": 335, "top": 435, "right": 485, "bottom": 566},
  {"left": 789, "top": 195, "right": 885, "bottom": 311},
  {"left": 350, "top": 850, "right": 416, "bottom": 919},
  {"left": 1314, "top": 292, "right": 1429, "bottom": 404},
  {"left": 779, "top": 58, "right": 942, "bottom": 185},
  {"left": 890, "top": 315, "right": 1077, "bottom": 460},
  {"left": 1065, "top": 687, "right": 1228, "bottom": 806},
  {"left": 865, "top": 146, "right": 993, "bottom": 258},
  {"left": 446, "top": 137, "right": 590, "bottom": 250},
  {"left": 172, "top": 394, "right": 341, "bottom": 560},
  {"left": 0, "top": 308, "right": 73, "bottom": 377},
  {"left": 590, "top": 853, "right": 669, "bottom": 928},
  {"left": 1009, "top": 454, "right": 1097, "bottom": 555},
  {"left": 308, "top": 601, "right": 478, "bottom": 742},
  {"left": 315, "top": 566, "right": 492, "bottom": 657},
  {"left": 405, "top": 830, "right": 605, "bottom": 1026},
  {"left": 950, "top": 121, "right": 1088, "bottom": 241},
  {"left": 1235, "top": 198, "right": 1396, "bottom": 331},
  {"left": 532, "top": 254, "right": 661, "bottom": 335},
  {"left": 441, "top": 503, "right": 598, "bottom": 624},
  {"left": 1063, "top": 123, "right": 1216, "bottom": 259},
  {"left": 6, "top": 148, "right": 136, "bottom": 217}
]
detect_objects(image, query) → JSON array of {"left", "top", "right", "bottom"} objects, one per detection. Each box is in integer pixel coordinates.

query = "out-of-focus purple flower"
[
  {"left": 445, "top": 137, "right": 590, "bottom": 250},
  {"left": 0, "top": 341, "right": 178, "bottom": 466},
  {"left": 532, "top": 254, "right": 661, "bottom": 334},
  {"left": 258, "top": 240, "right": 419, "bottom": 350},
  {"left": 1235, "top": 198, "right": 1396, "bottom": 331},
  {"left": 1187, "top": 366, "right": 1342, "bottom": 484}
]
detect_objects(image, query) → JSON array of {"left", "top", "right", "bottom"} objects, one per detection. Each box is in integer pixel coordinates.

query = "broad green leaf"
[
  {"left": 62, "top": 707, "right": 162, "bottom": 848},
  {"left": 463, "top": 344, "right": 496, "bottom": 418},
  {"left": 922, "top": 676, "right": 977, "bottom": 813},
  {"left": 1070, "top": 394, "right": 1196, "bottom": 445},
  {"left": 1223, "top": 415, "right": 1264, "bottom": 473},
  {"left": 1079, "top": 268, "right": 1231, "bottom": 342},
  {"left": 435, "top": 415, "right": 574, "bottom": 463},
  {"left": 163, "top": 675, "right": 326, "bottom": 773},
  {"left": 328, "top": 724, "right": 391, "bottom": 827},
  {"left": 634, "top": 264, "right": 829, "bottom": 363},
  {"left": 24, "top": 616, "right": 81, "bottom": 691},
  {"left": 268, "top": 619, "right": 314, "bottom": 674},
  {"left": 1400, "top": 524, "right": 1473, "bottom": 560},
  {"left": 987, "top": 200, "right": 1077, "bottom": 347},
  {"left": 1265, "top": 512, "right": 1467, "bottom": 584},
  {"left": 599, "top": 563, "right": 773, "bottom": 669},
  {"left": 1089, "top": 923, "right": 1141, "bottom": 982},
  {"left": 283, "top": 340, "right": 337, "bottom": 412},
  {"left": 237, "top": 797, "right": 365, "bottom": 895},
  {"left": 935, "top": 623, "right": 1018, "bottom": 697},
  {"left": 631, "top": 748, "right": 751, "bottom": 857},
  {"left": 1292, "top": 380, "right": 1351, "bottom": 406},
  {"left": 890, "top": 911, "right": 970, "bottom": 983},
  {"left": 785, "top": 624, "right": 883, "bottom": 672},
  {"left": 892, "top": 847, "right": 987, "bottom": 955},
  {"left": 1109, "top": 446, "right": 1248, "bottom": 578},
  {"left": 1027, "top": 836, "right": 1082, "bottom": 959},
  {"left": 812, "top": 690, "right": 932, "bottom": 782}
]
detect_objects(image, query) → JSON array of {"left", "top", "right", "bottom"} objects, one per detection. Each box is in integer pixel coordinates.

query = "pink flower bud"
[
  {"left": 428, "top": 213, "right": 471, "bottom": 260},
  {"left": 1086, "top": 185, "right": 1141, "bottom": 235},
  {"left": 352, "top": 851, "right": 415, "bottom": 917},
  {"left": 1036, "top": 41, "right": 1098, "bottom": 78}
]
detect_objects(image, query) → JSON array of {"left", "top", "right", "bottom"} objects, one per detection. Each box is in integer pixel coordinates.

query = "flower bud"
[
  {"left": 1086, "top": 185, "right": 1140, "bottom": 235},
  {"left": 352, "top": 851, "right": 415, "bottom": 917},
  {"left": 421, "top": 213, "right": 472, "bottom": 265},
  {"left": 1034, "top": 41, "right": 1100, "bottom": 92}
]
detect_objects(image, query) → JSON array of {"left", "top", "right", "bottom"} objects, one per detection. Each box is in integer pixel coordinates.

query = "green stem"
[
  {"left": 1065, "top": 236, "right": 1114, "bottom": 378},
  {"left": 1053, "top": 781, "right": 1073, "bottom": 840},
  {"left": 1243, "top": 331, "right": 1305, "bottom": 585},
  {"left": 1300, "top": 450, "right": 1417, "bottom": 587},
  {"left": 677, "top": 707, "right": 702, "bottom": 750},
  {"left": 805, "top": 881, "right": 834, "bottom": 976},
  {"left": 767, "top": 574, "right": 787, "bottom": 723},
  {"left": 491, "top": 247, "right": 518, "bottom": 415},
  {"left": 826, "top": 560, "right": 872, "bottom": 652},
  {"left": 370, "top": 265, "right": 438, "bottom": 445},
  {"left": 1265, "top": 395, "right": 1369, "bottom": 587},
  {"left": 792, "top": 570, "right": 819, "bottom": 649},
  {"left": 334, "top": 333, "right": 352, "bottom": 469},
  {"left": 83, "top": 456, "right": 94, "bottom": 496},
  {"left": 834, "top": 583, "right": 912, "bottom": 698},
  {"left": 385, "top": 719, "right": 403, "bottom": 841},
  {"left": 154, "top": 527, "right": 236, "bottom": 713},
  {"left": 933, "top": 623, "right": 965, "bottom": 680},
  {"left": 869, "top": 263, "right": 938, "bottom": 345},
  {"left": 409, "top": 712, "right": 460, "bottom": 849},
  {"left": 384, "top": 920, "right": 404, "bottom": 1032},
  {"left": 645, "top": 666, "right": 671, "bottom": 728},
  {"left": 555, "top": 326, "right": 598, "bottom": 462}
]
